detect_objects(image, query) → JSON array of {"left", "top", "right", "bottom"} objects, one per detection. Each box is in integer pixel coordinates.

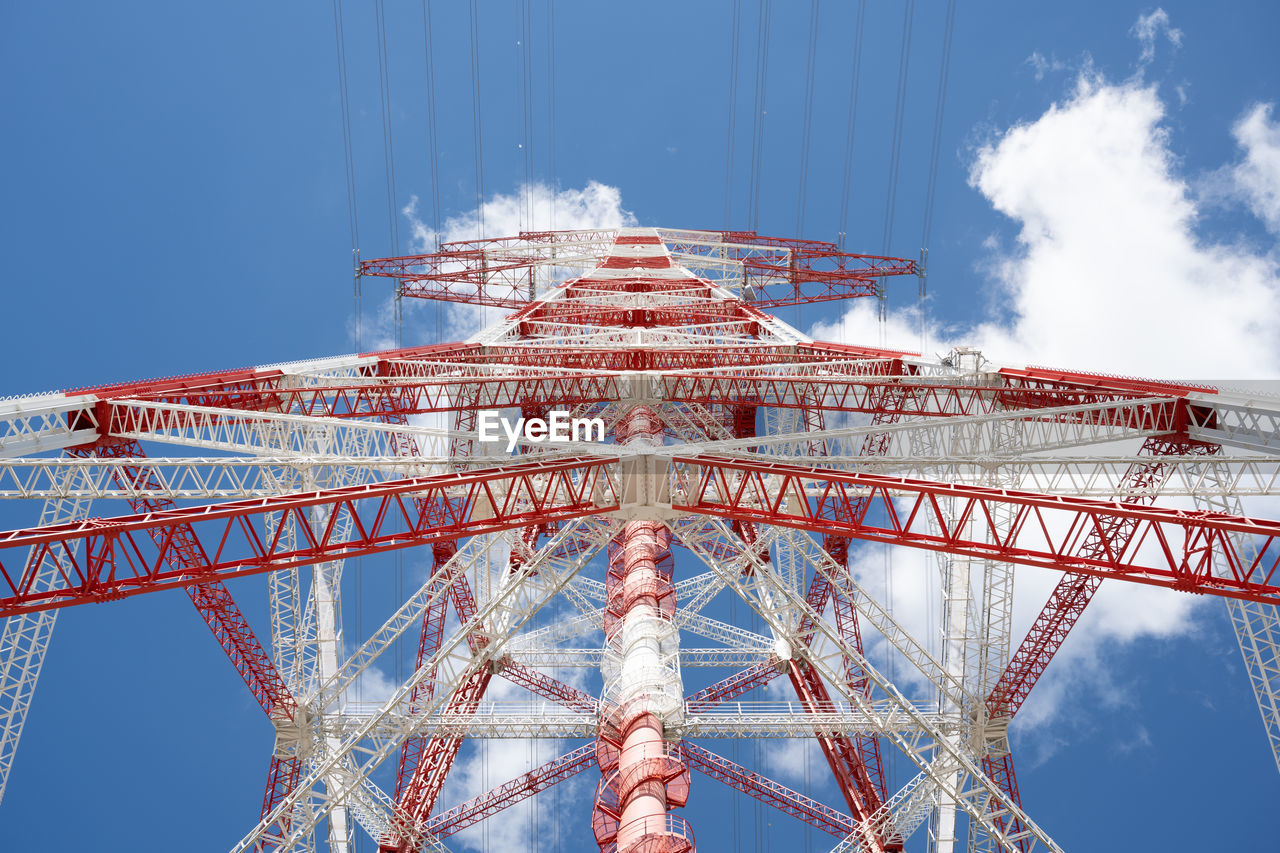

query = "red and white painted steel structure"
[{"left": 1, "top": 227, "right": 1279, "bottom": 851}]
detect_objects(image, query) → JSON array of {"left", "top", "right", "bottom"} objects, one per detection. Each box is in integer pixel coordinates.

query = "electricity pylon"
[{"left": 2, "top": 227, "right": 1279, "bottom": 852}]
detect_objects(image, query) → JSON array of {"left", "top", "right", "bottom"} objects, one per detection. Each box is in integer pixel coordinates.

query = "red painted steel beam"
[
  {"left": 659, "top": 375, "right": 1182, "bottom": 425},
  {"left": 69, "top": 441, "right": 297, "bottom": 719},
  {"left": 565, "top": 278, "right": 710, "bottom": 300},
  {"left": 391, "top": 542, "right": 457, "bottom": 814},
  {"left": 684, "top": 659, "right": 784, "bottom": 713},
  {"left": 521, "top": 302, "right": 751, "bottom": 325},
  {"left": 382, "top": 552, "right": 505, "bottom": 850},
  {"left": 384, "top": 543, "right": 596, "bottom": 851},
  {"left": 718, "top": 394, "right": 891, "bottom": 828},
  {"left": 384, "top": 544, "right": 485, "bottom": 853},
  {"left": 0, "top": 455, "right": 618, "bottom": 617},
  {"left": 400, "top": 346, "right": 842, "bottom": 376},
  {"left": 112, "top": 373, "right": 623, "bottom": 423},
  {"left": 663, "top": 231, "right": 917, "bottom": 308},
  {"left": 996, "top": 366, "right": 1214, "bottom": 399},
  {"left": 794, "top": 402, "right": 901, "bottom": 647},
  {"left": 979, "top": 751, "right": 1029, "bottom": 850},
  {"left": 65, "top": 342, "right": 479, "bottom": 401},
  {"left": 186, "top": 581, "right": 295, "bottom": 717},
  {"left": 800, "top": 341, "right": 920, "bottom": 361},
  {"left": 69, "top": 353, "right": 918, "bottom": 439},
  {"left": 361, "top": 231, "right": 617, "bottom": 278},
  {"left": 601, "top": 255, "right": 671, "bottom": 270},
  {"left": 359, "top": 229, "right": 916, "bottom": 309},
  {"left": 385, "top": 544, "right": 597, "bottom": 848},
  {"left": 517, "top": 306, "right": 762, "bottom": 336},
  {"left": 973, "top": 438, "right": 1219, "bottom": 852},
  {"left": 497, "top": 658, "right": 598, "bottom": 713},
  {"left": 362, "top": 253, "right": 538, "bottom": 309},
  {"left": 58, "top": 339, "right": 1218, "bottom": 442},
  {"left": 790, "top": 536, "right": 895, "bottom": 820},
  {"left": 360, "top": 230, "right": 618, "bottom": 309},
  {"left": 257, "top": 754, "right": 304, "bottom": 852},
  {"left": 680, "top": 740, "right": 857, "bottom": 837},
  {"left": 987, "top": 436, "right": 1222, "bottom": 719},
  {"left": 443, "top": 560, "right": 597, "bottom": 713},
  {"left": 421, "top": 743, "right": 598, "bottom": 839},
  {"left": 787, "top": 661, "right": 898, "bottom": 851},
  {"left": 712, "top": 231, "right": 857, "bottom": 253},
  {"left": 94, "top": 372, "right": 1188, "bottom": 436},
  {"left": 796, "top": 342, "right": 1222, "bottom": 404},
  {"left": 828, "top": 585, "right": 888, "bottom": 805},
  {"left": 70, "top": 440, "right": 303, "bottom": 850},
  {"left": 382, "top": 667, "right": 494, "bottom": 852},
  {"left": 788, "top": 538, "right": 891, "bottom": 842},
  {"left": 673, "top": 454, "right": 1280, "bottom": 604}
]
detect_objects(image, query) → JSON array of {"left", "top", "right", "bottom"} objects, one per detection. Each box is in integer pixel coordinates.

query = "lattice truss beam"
[{"left": 1, "top": 227, "right": 1278, "bottom": 853}]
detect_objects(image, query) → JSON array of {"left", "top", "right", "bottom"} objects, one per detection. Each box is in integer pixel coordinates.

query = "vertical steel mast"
[{"left": 1, "top": 227, "right": 1279, "bottom": 852}]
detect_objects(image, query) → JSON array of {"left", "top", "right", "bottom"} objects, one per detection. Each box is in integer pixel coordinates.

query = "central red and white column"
[{"left": 594, "top": 404, "right": 693, "bottom": 853}]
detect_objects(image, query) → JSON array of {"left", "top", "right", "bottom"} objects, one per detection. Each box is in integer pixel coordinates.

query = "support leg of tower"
[
  {"left": 933, "top": 543, "right": 975, "bottom": 853},
  {"left": 0, "top": 475, "right": 94, "bottom": 803}
]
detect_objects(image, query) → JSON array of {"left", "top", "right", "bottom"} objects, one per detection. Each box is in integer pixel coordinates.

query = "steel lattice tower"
[{"left": 2, "top": 227, "right": 1280, "bottom": 852}]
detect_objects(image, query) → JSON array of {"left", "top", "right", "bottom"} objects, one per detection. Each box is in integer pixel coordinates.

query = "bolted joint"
[
  {"left": 772, "top": 638, "right": 793, "bottom": 665},
  {"left": 272, "top": 708, "right": 314, "bottom": 760},
  {"left": 971, "top": 708, "right": 1011, "bottom": 754},
  {"left": 616, "top": 453, "right": 673, "bottom": 515}
]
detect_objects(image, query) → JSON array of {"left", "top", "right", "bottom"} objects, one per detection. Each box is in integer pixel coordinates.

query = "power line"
[
  {"left": 374, "top": 0, "right": 402, "bottom": 347},
  {"left": 421, "top": 0, "right": 443, "bottom": 344},
  {"left": 879, "top": 0, "right": 916, "bottom": 345},
  {"left": 374, "top": 0, "right": 401, "bottom": 256},
  {"left": 468, "top": 0, "right": 486, "bottom": 239},
  {"left": 332, "top": 0, "right": 361, "bottom": 349},
  {"left": 546, "top": 0, "right": 557, "bottom": 230},
  {"left": 794, "top": 0, "right": 820, "bottom": 239},
  {"left": 420, "top": 0, "right": 442, "bottom": 246},
  {"left": 747, "top": 0, "right": 772, "bottom": 232},
  {"left": 517, "top": 0, "right": 535, "bottom": 231},
  {"left": 723, "top": 0, "right": 742, "bottom": 228},
  {"left": 919, "top": 0, "right": 958, "bottom": 355},
  {"left": 881, "top": 0, "right": 916, "bottom": 256},
  {"left": 836, "top": 0, "right": 867, "bottom": 250},
  {"left": 525, "top": 0, "right": 535, "bottom": 230}
]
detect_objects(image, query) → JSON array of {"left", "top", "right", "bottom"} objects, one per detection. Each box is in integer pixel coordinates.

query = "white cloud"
[
  {"left": 1008, "top": 565, "right": 1204, "bottom": 739},
  {"left": 443, "top": 735, "right": 587, "bottom": 853},
  {"left": 1131, "top": 8, "right": 1182, "bottom": 65},
  {"left": 816, "top": 78, "right": 1280, "bottom": 381},
  {"left": 429, "top": 658, "right": 598, "bottom": 853},
  {"left": 1230, "top": 103, "right": 1280, "bottom": 235},
  {"left": 403, "top": 181, "right": 637, "bottom": 252},
  {"left": 810, "top": 299, "right": 947, "bottom": 360},
  {"left": 966, "top": 73, "right": 1280, "bottom": 379},
  {"left": 845, "top": 542, "right": 944, "bottom": 698},
  {"left": 1025, "top": 52, "right": 1067, "bottom": 83},
  {"left": 757, "top": 731, "right": 826, "bottom": 788},
  {"left": 346, "top": 663, "right": 400, "bottom": 707}
]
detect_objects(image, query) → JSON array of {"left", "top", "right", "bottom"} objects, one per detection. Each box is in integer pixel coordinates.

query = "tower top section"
[{"left": 359, "top": 227, "right": 917, "bottom": 310}]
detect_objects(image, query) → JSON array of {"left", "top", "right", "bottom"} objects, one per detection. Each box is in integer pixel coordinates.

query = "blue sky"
[{"left": 2, "top": 1, "right": 1279, "bottom": 849}]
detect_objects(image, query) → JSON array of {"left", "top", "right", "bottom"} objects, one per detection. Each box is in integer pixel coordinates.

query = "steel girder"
[
  {"left": 0, "top": 456, "right": 617, "bottom": 616},
  {"left": 670, "top": 454, "right": 1280, "bottom": 605}
]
